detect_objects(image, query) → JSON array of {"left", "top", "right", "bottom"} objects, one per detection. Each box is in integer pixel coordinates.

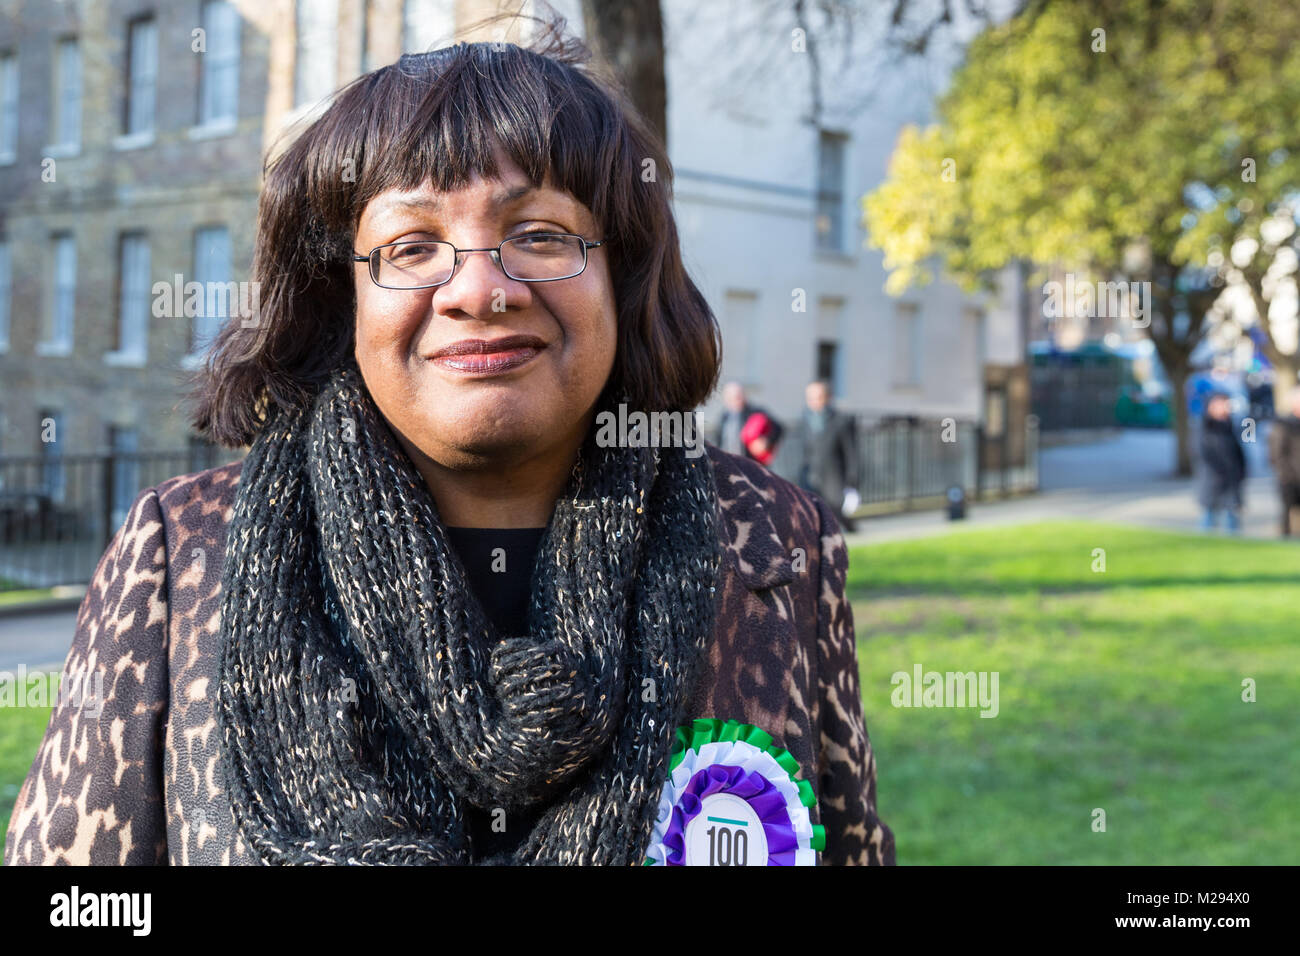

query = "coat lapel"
[
  {"left": 687, "top": 445, "right": 804, "bottom": 762},
  {"left": 708, "top": 445, "right": 797, "bottom": 592}
]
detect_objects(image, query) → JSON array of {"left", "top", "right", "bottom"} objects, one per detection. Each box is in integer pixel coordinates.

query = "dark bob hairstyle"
[{"left": 189, "top": 25, "right": 721, "bottom": 448}]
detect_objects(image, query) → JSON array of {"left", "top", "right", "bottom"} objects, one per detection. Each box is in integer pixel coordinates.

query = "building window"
[
  {"left": 816, "top": 340, "right": 840, "bottom": 395},
  {"left": 0, "top": 239, "right": 10, "bottom": 352},
  {"left": 815, "top": 130, "right": 847, "bottom": 252},
  {"left": 893, "top": 303, "right": 922, "bottom": 387},
  {"left": 359, "top": 0, "right": 372, "bottom": 73},
  {"left": 816, "top": 297, "right": 846, "bottom": 396},
  {"left": 109, "top": 425, "right": 141, "bottom": 530},
  {"left": 191, "top": 225, "right": 231, "bottom": 355},
  {"left": 39, "top": 409, "right": 66, "bottom": 503},
  {"left": 112, "top": 233, "right": 151, "bottom": 362},
  {"left": 51, "top": 38, "right": 82, "bottom": 150},
  {"left": 0, "top": 52, "right": 17, "bottom": 161},
  {"left": 295, "top": 0, "right": 339, "bottom": 108},
  {"left": 43, "top": 234, "right": 76, "bottom": 353},
  {"left": 402, "top": 0, "right": 455, "bottom": 54},
  {"left": 126, "top": 17, "right": 158, "bottom": 135},
  {"left": 199, "top": 0, "right": 240, "bottom": 125}
]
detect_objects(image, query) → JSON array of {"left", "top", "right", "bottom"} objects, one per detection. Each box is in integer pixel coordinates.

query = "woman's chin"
[
  {"left": 438, "top": 387, "right": 545, "bottom": 431},
  {"left": 423, "top": 413, "right": 552, "bottom": 465}
]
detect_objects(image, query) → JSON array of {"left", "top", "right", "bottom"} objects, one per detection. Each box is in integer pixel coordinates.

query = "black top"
[
  {"left": 443, "top": 525, "right": 549, "bottom": 858},
  {"left": 444, "top": 525, "right": 548, "bottom": 637},
  {"left": 1199, "top": 416, "right": 1246, "bottom": 483}
]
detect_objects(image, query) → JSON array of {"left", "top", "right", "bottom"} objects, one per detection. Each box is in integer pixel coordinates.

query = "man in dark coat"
[
  {"left": 1268, "top": 387, "right": 1300, "bottom": 537},
  {"left": 706, "top": 381, "right": 784, "bottom": 465},
  {"left": 783, "top": 380, "right": 861, "bottom": 532},
  {"left": 1198, "top": 390, "right": 1247, "bottom": 532}
]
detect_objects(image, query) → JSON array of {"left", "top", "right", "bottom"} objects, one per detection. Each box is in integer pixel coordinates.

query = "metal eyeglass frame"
[{"left": 350, "top": 233, "right": 604, "bottom": 290}]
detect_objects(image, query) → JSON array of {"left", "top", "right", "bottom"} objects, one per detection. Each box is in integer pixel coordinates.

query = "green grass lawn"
[
  {"left": 2, "top": 520, "right": 1296, "bottom": 864},
  {"left": 0, "top": 588, "right": 55, "bottom": 607},
  {"left": 850, "top": 520, "right": 1300, "bottom": 864},
  {"left": 0, "top": 703, "right": 54, "bottom": 855}
]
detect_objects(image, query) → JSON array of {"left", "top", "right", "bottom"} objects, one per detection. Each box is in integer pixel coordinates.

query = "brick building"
[
  {"left": 0, "top": 0, "right": 503, "bottom": 473},
  {"left": 1, "top": 0, "right": 1029, "bottom": 545}
]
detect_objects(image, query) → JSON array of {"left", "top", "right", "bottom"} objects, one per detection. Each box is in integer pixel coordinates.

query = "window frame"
[
  {"left": 125, "top": 15, "right": 158, "bottom": 137},
  {"left": 49, "top": 36, "right": 82, "bottom": 153},
  {"left": 198, "top": 0, "right": 241, "bottom": 128},
  {"left": 188, "top": 224, "right": 232, "bottom": 359},
  {"left": 815, "top": 129, "right": 849, "bottom": 254},
  {"left": 106, "top": 231, "right": 150, "bottom": 365},
  {"left": 37, "top": 233, "right": 77, "bottom": 355},
  {"left": 294, "top": 0, "right": 339, "bottom": 109},
  {"left": 0, "top": 51, "right": 19, "bottom": 163},
  {"left": 0, "top": 238, "right": 11, "bottom": 353},
  {"left": 892, "top": 302, "right": 923, "bottom": 389},
  {"left": 38, "top": 408, "right": 67, "bottom": 504}
]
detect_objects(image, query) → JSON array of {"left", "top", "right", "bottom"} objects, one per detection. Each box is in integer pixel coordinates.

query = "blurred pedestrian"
[
  {"left": 739, "top": 410, "right": 780, "bottom": 466},
  {"left": 1198, "top": 390, "right": 1246, "bottom": 533},
  {"left": 706, "top": 381, "right": 784, "bottom": 466},
  {"left": 1268, "top": 387, "right": 1300, "bottom": 537},
  {"left": 786, "top": 380, "right": 861, "bottom": 532}
]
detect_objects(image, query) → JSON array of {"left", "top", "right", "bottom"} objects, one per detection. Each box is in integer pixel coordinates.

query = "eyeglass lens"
[{"left": 373, "top": 234, "right": 588, "bottom": 288}]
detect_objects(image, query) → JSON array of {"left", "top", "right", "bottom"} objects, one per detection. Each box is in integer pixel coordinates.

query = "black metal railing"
[
  {"left": 0, "top": 418, "right": 1039, "bottom": 591},
  {"left": 849, "top": 414, "right": 1038, "bottom": 512},
  {"left": 0, "top": 445, "right": 234, "bottom": 591},
  {"left": 1030, "top": 353, "right": 1127, "bottom": 430},
  {"left": 766, "top": 413, "right": 1038, "bottom": 515}
]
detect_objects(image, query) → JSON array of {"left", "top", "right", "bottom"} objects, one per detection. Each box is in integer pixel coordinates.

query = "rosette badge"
[{"left": 644, "top": 718, "right": 826, "bottom": 866}]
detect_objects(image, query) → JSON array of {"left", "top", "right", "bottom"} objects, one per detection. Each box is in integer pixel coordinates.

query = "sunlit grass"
[
  {"left": 4, "top": 521, "right": 1295, "bottom": 864},
  {"left": 850, "top": 521, "right": 1300, "bottom": 864},
  {"left": 0, "top": 701, "right": 54, "bottom": 858}
]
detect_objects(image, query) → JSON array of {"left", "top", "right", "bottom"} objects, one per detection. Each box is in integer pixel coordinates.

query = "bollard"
[{"left": 947, "top": 485, "right": 966, "bottom": 521}]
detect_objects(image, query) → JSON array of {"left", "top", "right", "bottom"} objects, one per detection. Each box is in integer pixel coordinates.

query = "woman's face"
[{"left": 351, "top": 151, "right": 617, "bottom": 471}]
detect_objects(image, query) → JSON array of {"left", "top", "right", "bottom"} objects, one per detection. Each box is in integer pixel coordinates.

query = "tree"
[
  {"left": 580, "top": 0, "right": 668, "bottom": 143},
  {"left": 863, "top": 0, "right": 1300, "bottom": 475},
  {"left": 574, "top": 0, "right": 1013, "bottom": 150}
]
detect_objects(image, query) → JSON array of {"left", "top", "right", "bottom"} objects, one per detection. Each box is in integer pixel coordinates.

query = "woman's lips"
[{"left": 429, "top": 347, "right": 542, "bottom": 375}]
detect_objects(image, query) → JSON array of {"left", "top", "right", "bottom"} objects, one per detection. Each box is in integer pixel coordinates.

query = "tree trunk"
[
  {"left": 1274, "top": 356, "right": 1299, "bottom": 409},
  {"left": 581, "top": 0, "right": 668, "bottom": 145},
  {"left": 1239, "top": 269, "right": 1299, "bottom": 410},
  {"left": 1165, "top": 359, "right": 1193, "bottom": 477},
  {"left": 1146, "top": 254, "right": 1212, "bottom": 478}
]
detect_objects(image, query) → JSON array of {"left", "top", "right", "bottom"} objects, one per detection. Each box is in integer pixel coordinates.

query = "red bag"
[{"left": 740, "top": 412, "right": 776, "bottom": 464}]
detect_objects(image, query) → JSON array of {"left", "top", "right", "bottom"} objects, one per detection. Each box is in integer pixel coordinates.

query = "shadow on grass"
[{"left": 849, "top": 573, "right": 1300, "bottom": 599}]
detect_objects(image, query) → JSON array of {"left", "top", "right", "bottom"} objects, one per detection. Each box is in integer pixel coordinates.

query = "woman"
[{"left": 4, "top": 35, "right": 893, "bottom": 866}]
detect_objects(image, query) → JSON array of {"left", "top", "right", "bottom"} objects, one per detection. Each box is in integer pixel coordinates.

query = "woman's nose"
[{"left": 436, "top": 249, "right": 529, "bottom": 314}]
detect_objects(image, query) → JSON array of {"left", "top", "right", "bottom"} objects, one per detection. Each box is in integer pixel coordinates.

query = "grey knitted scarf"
[{"left": 216, "top": 359, "right": 722, "bottom": 864}]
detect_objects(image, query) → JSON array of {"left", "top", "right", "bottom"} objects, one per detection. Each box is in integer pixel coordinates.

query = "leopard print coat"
[{"left": 4, "top": 443, "right": 895, "bottom": 866}]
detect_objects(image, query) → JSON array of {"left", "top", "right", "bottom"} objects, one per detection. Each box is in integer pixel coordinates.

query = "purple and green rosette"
[{"left": 643, "top": 718, "right": 826, "bottom": 866}]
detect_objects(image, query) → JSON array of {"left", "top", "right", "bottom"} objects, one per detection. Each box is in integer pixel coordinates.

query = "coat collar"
[{"left": 707, "top": 445, "right": 798, "bottom": 592}]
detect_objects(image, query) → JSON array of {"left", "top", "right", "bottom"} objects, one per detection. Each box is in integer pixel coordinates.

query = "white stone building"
[{"left": 538, "top": 0, "right": 1029, "bottom": 433}]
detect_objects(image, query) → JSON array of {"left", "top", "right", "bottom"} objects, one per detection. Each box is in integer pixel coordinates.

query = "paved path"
[
  {"left": 845, "top": 426, "right": 1287, "bottom": 547},
  {"left": 0, "top": 610, "right": 77, "bottom": 676},
  {"left": 1038, "top": 428, "right": 1182, "bottom": 489}
]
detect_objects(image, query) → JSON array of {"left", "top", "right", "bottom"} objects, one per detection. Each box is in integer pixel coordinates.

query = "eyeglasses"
[{"left": 350, "top": 233, "right": 604, "bottom": 290}]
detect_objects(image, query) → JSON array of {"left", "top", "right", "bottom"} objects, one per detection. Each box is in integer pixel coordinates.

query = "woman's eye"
[
  {"left": 512, "top": 233, "right": 567, "bottom": 250},
  {"left": 392, "top": 243, "right": 438, "bottom": 259}
]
